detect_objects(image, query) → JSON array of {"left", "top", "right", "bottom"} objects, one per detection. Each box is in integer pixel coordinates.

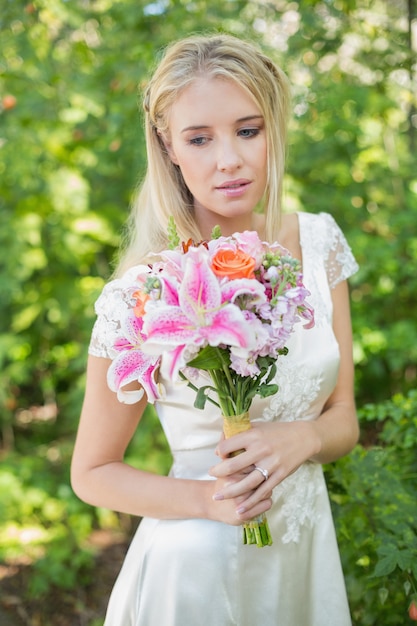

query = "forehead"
[{"left": 168, "top": 77, "right": 262, "bottom": 129}]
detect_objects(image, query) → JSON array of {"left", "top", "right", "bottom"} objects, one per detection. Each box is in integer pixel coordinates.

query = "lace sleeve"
[
  {"left": 88, "top": 265, "right": 150, "bottom": 359},
  {"left": 321, "top": 213, "right": 359, "bottom": 289}
]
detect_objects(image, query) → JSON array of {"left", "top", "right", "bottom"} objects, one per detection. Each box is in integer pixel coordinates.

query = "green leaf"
[
  {"left": 372, "top": 544, "right": 404, "bottom": 577},
  {"left": 194, "top": 386, "right": 211, "bottom": 410},
  {"left": 373, "top": 555, "right": 398, "bottom": 577},
  {"left": 257, "top": 384, "right": 279, "bottom": 399},
  {"left": 265, "top": 363, "right": 277, "bottom": 385},
  {"left": 187, "top": 346, "right": 225, "bottom": 370}
]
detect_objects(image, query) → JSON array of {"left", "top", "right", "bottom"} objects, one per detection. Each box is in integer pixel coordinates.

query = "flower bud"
[{"left": 409, "top": 600, "right": 417, "bottom": 621}]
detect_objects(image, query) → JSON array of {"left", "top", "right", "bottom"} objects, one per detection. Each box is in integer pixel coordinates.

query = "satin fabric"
[{"left": 90, "top": 212, "right": 358, "bottom": 626}]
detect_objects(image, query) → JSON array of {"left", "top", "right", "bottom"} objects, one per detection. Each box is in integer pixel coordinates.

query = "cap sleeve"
[
  {"left": 320, "top": 213, "right": 359, "bottom": 289},
  {"left": 88, "top": 265, "right": 149, "bottom": 359}
]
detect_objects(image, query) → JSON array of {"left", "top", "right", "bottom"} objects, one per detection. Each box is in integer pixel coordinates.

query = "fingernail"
[
  {"left": 213, "top": 493, "right": 224, "bottom": 501},
  {"left": 236, "top": 506, "right": 245, "bottom": 514}
]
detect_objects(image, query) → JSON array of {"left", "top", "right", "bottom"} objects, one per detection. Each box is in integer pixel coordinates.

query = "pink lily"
[
  {"left": 141, "top": 246, "right": 255, "bottom": 379},
  {"left": 220, "top": 277, "right": 266, "bottom": 307},
  {"left": 107, "top": 311, "right": 161, "bottom": 404}
]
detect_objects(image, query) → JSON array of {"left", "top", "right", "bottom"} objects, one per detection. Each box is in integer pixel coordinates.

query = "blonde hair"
[{"left": 115, "top": 33, "right": 291, "bottom": 276}]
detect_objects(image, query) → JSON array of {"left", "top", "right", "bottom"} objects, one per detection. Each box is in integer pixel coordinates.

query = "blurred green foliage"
[
  {"left": 326, "top": 389, "right": 417, "bottom": 624},
  {"left": 0, "top": 0, "right": 416, "bottom": 624}
]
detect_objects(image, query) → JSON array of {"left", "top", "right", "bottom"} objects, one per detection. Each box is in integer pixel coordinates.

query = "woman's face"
[{"left": 164, "top": 77, "right": 268, "bottom": 237}]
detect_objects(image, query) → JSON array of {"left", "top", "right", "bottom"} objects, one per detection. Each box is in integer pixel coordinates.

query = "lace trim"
[
  {"left": 261, "top": 363, "right": 322, "bottom": 424},
  {"left": 275, "top": 463, "right": 324, "bottom": 544},
  {"left": 298, "top": 212, "right": 358, "bottom": 329},
  {"left": 300, "top": 211, "right": 358, "bottom": 290},
  {"left": 318, "top": 212, "right": 358, "bottom": 289}
]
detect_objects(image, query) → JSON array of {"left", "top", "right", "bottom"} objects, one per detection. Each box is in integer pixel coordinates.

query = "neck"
[{"left": 197, "top": 213, "right": 265, "bottom": 240}]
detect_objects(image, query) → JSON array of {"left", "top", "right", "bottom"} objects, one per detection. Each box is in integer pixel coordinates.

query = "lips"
[
  {"left": 215, "top": 179, "right": 252, "bottom": 198},
  {"left": 216, "top": 179, "right": 250, "bottom": 190}
]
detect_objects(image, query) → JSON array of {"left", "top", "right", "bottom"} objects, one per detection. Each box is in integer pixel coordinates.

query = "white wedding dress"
[{"left": 88, "top": 211, "right": 358, "bottom": 626}]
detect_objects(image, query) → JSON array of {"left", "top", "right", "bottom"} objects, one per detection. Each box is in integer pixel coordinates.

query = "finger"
[
  {"left": 217, "top": 426, "right": 271, "bottom": 460},
  {"left": 235, "top": 483, "right": 274, "bottom": 515},
  {"left": 236, "top": 496, "right": 273, "bottom": 521},
  {"left": 216, "top": 432, "right": 251, "bottom": 458},
  {"left": 209, "top": 452, "right": 257, "bottom": 478},
  {"left": 212, "top": 467, "right": 267, "bottom": 501}
]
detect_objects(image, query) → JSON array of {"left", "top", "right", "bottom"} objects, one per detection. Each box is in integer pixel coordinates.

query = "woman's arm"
[
  {"left": 209, "top": 279, "right": 359, "bottom": 515},
  {"left": 309, "top": 278, "right": 360, "bottom": 462},
  {"left": 71, "top": 356, "right": 272, "bottom": 524}
]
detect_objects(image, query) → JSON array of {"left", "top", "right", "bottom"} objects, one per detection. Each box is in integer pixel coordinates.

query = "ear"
[{"left": 158, "top": 131, "right": 179, "bottom": 165}]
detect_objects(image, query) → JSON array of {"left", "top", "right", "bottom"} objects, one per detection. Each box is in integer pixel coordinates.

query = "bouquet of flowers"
[{"left": 107, "top": 220, "right": 314, "bottom": 547}]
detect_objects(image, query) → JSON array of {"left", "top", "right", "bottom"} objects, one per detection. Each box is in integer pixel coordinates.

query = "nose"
[{"left": 217, "top": 138, "right": 243, "bottom": 172}]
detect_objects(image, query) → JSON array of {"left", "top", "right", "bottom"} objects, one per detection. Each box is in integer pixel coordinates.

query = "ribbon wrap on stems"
[{"left": 222, "top": 412, "right": 273, "bottom": 547}]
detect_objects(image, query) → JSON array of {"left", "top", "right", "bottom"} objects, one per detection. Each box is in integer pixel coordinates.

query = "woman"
[{"left": 71, "top": 33, "right": 359, "bottom": 625}]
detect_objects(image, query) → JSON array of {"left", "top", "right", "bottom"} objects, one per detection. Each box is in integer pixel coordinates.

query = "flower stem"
[
  {"left": 179, "top": 372, "right": 220, "bottom": 407},
  {"left": 222, "top": 413, "right": 273, "bottom": 548},
  {"left": 210, "top": 369, "right": 234, "bottom": 415}
]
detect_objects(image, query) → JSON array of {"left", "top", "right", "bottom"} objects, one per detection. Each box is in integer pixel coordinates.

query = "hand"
[
  {"left": 208, "top": 420, "right": 320, "bottom": 520},
  {"left": 205, "top": 468, "right": 273, "bottom": 526}
]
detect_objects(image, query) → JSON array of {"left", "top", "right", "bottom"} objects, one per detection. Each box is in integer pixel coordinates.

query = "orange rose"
[
  {"left": 132, "top": 290, "right": 150, "bottom": 318},
  {"left": 211, "top": 248, "right": 256, "bottom": 279}
]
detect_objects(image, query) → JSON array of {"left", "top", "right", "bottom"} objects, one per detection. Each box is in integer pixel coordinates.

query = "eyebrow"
[{"left": 180, "top": 115, "right": 264, "bottom": 133}]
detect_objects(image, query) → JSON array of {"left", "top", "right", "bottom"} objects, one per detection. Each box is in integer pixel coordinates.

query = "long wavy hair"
[{"left": 115, "top": 33, "right": 291, "bottom": 276}]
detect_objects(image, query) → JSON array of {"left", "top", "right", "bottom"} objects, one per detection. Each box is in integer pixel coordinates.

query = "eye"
[
  {"left": 238, "top": 127, "right": 260, "bottom": 139},
  {"left": 188, "top": 135, "right": 209, "bottom": 146}
]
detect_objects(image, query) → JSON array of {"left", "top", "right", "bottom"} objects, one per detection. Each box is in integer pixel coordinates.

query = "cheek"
[
  {"left": 174, "top": 158, "right": 203, "bottom": 196},
  {"left": 258, "top": 141, "right": 268, "bottom": 165},
  {"left": 176, "top": 158, "right": 196, "bottom": 182},
  {"left": 176, "top": 151, "right": 208, "bottom": 182},
  {"left": 248, "top": 138, "right": 267, "bottom": 170}
]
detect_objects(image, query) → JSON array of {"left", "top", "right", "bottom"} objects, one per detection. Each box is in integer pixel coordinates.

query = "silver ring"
[{"left": 254, "top": 466, "right": 269, "bottom": 482}]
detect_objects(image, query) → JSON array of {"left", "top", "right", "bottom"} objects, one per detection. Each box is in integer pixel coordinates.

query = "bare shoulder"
[{"left": 279, "top": 212, "right": 301, "bottom": 261}]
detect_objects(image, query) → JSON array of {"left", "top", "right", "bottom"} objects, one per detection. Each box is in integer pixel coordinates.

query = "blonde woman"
[{"left": 71, "top": 33, "right": 359, "bottom": 625}]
